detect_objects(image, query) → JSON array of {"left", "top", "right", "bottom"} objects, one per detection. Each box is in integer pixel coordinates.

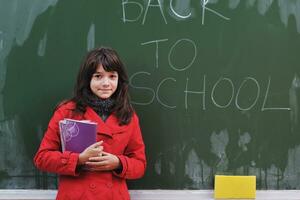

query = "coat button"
[
  {"left": 61, "top": 158, "right": 67, "bottom": 164},
  {"left": 90, "top": 183, "right": 96, "bottom": 189},
  {"left": 106, "top": 182, "right": 113, "bottom": 188}
]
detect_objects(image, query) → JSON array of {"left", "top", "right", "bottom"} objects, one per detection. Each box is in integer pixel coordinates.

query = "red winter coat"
[{"left": 34, "top": 101, "right": 146, "bottom": 200}]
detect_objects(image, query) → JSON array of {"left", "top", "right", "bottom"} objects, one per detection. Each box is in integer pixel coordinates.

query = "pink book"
[{"left": 59, "top": 119, "right": 97, "bottom": 153}]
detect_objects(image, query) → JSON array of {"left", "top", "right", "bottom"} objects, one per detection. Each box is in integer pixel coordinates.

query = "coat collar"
[{"left": 83, "top": 106, "right": 130, "bottom": 137}]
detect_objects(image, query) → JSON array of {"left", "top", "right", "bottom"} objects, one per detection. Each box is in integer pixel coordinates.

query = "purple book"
[{"left": 59, "top": 119, "right": 97, "bottom": 153}]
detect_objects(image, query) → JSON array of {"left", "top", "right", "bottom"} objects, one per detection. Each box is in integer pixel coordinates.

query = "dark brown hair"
[{"left": 71, "top": 47, "right": 133, "bottom": 125}]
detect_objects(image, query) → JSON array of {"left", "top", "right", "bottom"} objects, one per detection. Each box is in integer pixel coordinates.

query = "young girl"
[{"left": 34, "top": 47, "right": 146, "bottom": 200}]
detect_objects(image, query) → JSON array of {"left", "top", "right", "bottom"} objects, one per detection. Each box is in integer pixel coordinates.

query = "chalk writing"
[
  {"left": 142, "top": 38, "right": 196, "bottom": 70},
  {"left": 121, "top": 0, "right": 230, "bottom": 25},
  {"left": 130, "top": 73, "right": 291, "bottom": 112},
  {"left": 169, "top": 0, "right": 192, "bottom": 19},
  {"left": 121, "top": 0, "right": 300, "bottom": 32},
  {"left": 143, "top": 0, "right": 167, "bottom": 25},
  {"left": 201, "top": 0, "right": 230, "bottom": 25},
  {"left": 168, "top": 38, "right": 197, "bottom": 71},
  {"left": 140, "top": 37, "right": 246, "bottom": 73},
  {"left": 262, "top": 77, "right": 291, "bottom": 111},
  {"left": 135, "top": 37, "right": 291, "bottom": 111},
  {"left": 156, "top": 77, "right": 177, "bottom": 109},
  {"left": 211, "top": 77, "right": 234, "bottom": 109},
  {"left": 235, "top": 77, "right": 260, "bottom": 111},
  {"left": 141, "top": 39, "right": 168, "bottom": 68},
  {"left": 121, "top": 0, "right": 143, "bottom": 23},
  {"left": 129, "top": 71, "right": 155, "bottom": 105},
  {"left": 185, "top": 76, "right": 206, "bottom": 110}
]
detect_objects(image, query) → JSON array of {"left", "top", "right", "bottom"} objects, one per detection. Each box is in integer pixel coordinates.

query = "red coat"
[{"left": 34, "top": 102, "right": 146, "bottom": 200}]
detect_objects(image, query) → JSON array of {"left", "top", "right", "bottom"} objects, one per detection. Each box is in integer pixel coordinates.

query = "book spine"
[{"left": 58, "top": 121, "right": 66, "bottom": 152}]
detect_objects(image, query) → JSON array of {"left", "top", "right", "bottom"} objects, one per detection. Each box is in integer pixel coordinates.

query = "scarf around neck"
[{"left": 86, "top": 96, "right": 115, "bottom": 121}]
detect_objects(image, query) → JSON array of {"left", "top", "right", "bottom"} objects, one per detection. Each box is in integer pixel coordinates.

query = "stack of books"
[{"left": 59, "top": 119, "right": 97, "bottom": 153}]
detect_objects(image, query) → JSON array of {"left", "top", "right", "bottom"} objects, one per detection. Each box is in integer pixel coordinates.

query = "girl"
[{"left": 34, "top": 47, "right": 146, "bottom": 200}]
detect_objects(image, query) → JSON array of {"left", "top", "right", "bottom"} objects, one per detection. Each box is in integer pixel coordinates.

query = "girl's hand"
[
  {"left": 78, "top": 141, "right": 103, "bottom": 166},
  {"left": 85, "top": 151, "right": 121, "bottom": 171}
]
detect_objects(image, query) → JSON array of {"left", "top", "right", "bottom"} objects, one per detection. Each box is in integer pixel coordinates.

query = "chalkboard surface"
[{"left": 1, "top": 0, "right": 300, "bottom": 189}]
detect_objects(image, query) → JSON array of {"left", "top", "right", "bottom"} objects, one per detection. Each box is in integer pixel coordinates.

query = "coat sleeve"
[
  {"left": 33, "top": 106, "right": 80, "bottom": 176},
  {"left": 113, "top": 114, "right": 146, "bottom": 180}
]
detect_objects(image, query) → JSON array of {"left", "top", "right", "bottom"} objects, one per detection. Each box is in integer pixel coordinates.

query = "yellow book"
[{"left": 214, "top": 175, "right": 256, "bottom": 199}]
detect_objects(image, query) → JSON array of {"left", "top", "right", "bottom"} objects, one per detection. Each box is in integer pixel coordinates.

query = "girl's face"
[{"left": 90, "top": 65, "right": 118, "bottom": 99}]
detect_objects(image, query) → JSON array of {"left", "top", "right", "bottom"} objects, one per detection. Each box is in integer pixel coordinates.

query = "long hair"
[{"left": 71, "top": 47, "right": 133, "bottom": 125}]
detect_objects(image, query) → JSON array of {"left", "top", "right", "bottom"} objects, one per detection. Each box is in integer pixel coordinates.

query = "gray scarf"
[{"left": 86, "top": 96, "right": 115, "bottom": 122}]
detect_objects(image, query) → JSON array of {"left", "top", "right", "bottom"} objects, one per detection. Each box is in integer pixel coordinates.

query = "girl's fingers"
[
  {"left": 85, "top": 161, "right": 107, "bottom": 166},
  {"left": 88, "top": 156, "right": 106, "bottom": 162},
  {"left": 87, "top": 148, "right": 103, "bottom": 158},
  {"left": 92, "top": 148, "right": 103, "bottom": 152},
  {"left": 90, "top": 141, "right": 103, "bottom": 148}
]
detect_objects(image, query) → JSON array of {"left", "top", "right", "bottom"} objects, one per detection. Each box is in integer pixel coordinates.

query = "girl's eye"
[
  {"left": 93, "top": 74, "right": 102, "bottom": 79},
  {"left": 110, "top": 74, "right": 117, "bottom": 79}
]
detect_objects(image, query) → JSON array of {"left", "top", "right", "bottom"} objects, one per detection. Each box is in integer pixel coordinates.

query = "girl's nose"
[{"left": 101, "top": 77, "right": 109, "bottom": 85}]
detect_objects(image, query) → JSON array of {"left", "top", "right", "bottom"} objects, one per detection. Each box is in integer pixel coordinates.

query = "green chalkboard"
[{"left": 1, "top": 0, "right": 300, "bottom": 189}]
